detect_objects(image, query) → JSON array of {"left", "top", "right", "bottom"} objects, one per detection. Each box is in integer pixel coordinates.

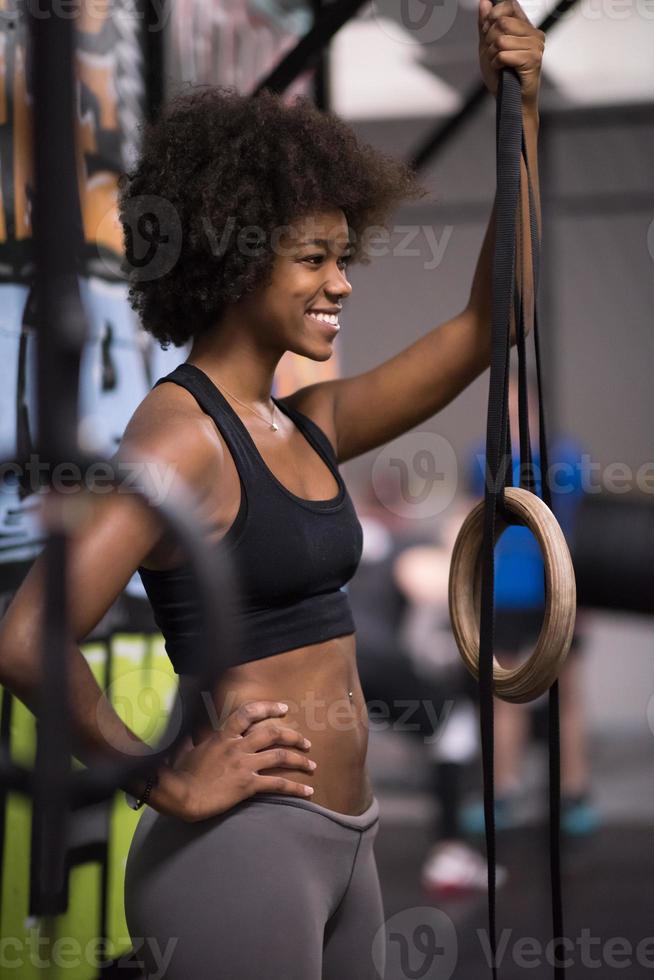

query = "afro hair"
[{"left": 118, "top": 85, "right": 429, "bottom": 349}]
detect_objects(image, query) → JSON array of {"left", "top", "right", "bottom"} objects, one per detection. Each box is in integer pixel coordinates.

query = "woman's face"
[{"left": 245, "top": 209, "right": 353, "bottom": 360}]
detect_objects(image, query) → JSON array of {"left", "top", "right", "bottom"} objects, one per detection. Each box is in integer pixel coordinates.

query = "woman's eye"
[{"left": 304, "top": 254, "right": 351, "bottom": 268}]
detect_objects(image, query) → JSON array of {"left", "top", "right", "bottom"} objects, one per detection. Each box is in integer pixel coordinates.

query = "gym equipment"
[
  {"left": 447, "top": 7, "right": 573, "bottom": 977},
  {"left": 450, "top": 486, "right": 576, "bottom": 702}
]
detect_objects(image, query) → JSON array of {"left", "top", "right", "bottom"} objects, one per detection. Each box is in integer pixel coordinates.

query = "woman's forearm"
[
  {"left": 0, "top": 638, "right": 189, "bottom": 817},
  {"left": 467, "top": 198, "right": 496, "bottom": 324},
  {"left": 523, "top": 107, "right": 541, "bottom": 239},
  {"left": 467, "top": 105, "right": 541, "bottom": 336},
  {"left": 519, "top": 107, "right": 541, "bottom": 333}
]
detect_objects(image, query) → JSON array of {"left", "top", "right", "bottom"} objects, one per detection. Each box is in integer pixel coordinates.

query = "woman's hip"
[
  {"left": 124, "top": 791, "right": 382, "bottom": 977},
  {"left": 124, "top": 790, "right": 380, "bottom": 915}
]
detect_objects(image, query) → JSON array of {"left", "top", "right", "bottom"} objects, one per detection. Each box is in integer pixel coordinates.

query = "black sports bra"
[{"left": 137, "top": 363, "right": 364, "bottom": 674}]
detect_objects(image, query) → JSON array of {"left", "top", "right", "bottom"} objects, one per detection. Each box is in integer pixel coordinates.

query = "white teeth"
[{"left": 307, "top": 311, "right": 339, "bottom": 325}]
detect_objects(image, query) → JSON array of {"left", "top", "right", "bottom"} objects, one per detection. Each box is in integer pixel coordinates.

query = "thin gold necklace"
[{"left": 213, "top": 378, "right": 279, "bottom": 431}]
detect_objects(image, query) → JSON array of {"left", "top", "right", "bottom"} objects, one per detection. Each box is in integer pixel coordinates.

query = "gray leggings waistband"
[{"left": 245, "top": 792, "right": 380, "bottom": 831}]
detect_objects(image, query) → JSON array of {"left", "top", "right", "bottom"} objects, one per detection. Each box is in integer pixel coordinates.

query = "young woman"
[{"left": 0, "top": 3, "right": 543, "bottom": 976}]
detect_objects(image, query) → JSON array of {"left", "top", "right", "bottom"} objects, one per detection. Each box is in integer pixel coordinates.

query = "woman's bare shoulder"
[{"left": 118, "top": 379, "right": 224, "bottom": 499}]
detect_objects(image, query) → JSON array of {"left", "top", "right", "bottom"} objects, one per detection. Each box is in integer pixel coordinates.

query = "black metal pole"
[
  {"left": 310, "top": 0, "right": 331, "bottom": 111},
  {"left": 30, "top": 0, "right": 86, "bottom": 915},
  {"left": 253, "top": 0, "right": 367, "bottom": 96},
  {"left": 144, "top": 0, "right": 167, "bottom": 124},
  {"left": 10, "top": 0, "right": 242, "bottom": 921}
]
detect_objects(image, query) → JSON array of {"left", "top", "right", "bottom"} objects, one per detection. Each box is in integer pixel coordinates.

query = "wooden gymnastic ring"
[{"left": 448, "top": 486, "right": 577, "bottom": 704}]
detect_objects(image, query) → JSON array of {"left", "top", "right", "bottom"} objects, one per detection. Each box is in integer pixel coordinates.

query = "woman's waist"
[
  {"left": 194, "top": 635, "right": 368, "bottom": 751},
  {"left": 214, "top": 631, "right": 359, "bottom": 698}
]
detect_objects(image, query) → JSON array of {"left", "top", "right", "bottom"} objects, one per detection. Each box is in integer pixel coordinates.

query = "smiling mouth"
[{"left": 305, "top": 311, "right": 340, "bottom": 328}]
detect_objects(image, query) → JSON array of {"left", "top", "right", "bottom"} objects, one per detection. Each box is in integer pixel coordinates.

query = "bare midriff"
[{"left": 190, "top": 631, "right": 374, "bottom": 816}]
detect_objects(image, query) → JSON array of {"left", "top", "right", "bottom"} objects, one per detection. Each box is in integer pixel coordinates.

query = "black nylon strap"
[
  {"left": 479, "top": 30, "right": 565, "bottom": 978},
  {"left": 521, "top": 143, "right": 566, "bottom": 980},
  {"left": 479, "top": 60, "right": 522, "bottom": 978}
]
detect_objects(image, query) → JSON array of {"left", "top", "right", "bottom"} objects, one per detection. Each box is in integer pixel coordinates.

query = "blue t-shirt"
[{"left": 468, "top": 437, "right": 584, "bottom": 609}]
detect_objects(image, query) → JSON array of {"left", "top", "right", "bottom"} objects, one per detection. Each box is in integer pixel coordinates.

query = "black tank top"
[{"left": 137, "top": 363, "right": 364, "bottom": 674}]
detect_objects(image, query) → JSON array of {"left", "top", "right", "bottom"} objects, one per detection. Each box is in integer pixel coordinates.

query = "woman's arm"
[
  {"left": 2, "top": 630, "right": 190, "bottom": 816},
  {"left": 467, "top": 105, "right": 541, "bottom": 339},
  {"left": 319, "top": 129, "right": 540, "bottom": 464},
  {"left": 0, "top": 413, "right": 220, "bottom": 818},
  {"left": 290, "top": 0, "right": 544, "bottom": 465}
]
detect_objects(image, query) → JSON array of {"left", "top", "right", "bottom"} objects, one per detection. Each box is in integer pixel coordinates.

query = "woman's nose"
[{"left": 328, "top": 268, "right": 352, "bottom": 299}]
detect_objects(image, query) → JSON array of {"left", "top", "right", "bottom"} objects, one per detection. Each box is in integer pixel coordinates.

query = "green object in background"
[
  {"left": 106, "top": 633, "right": 177, "bottom": 958},
  {"left": 0, "top": 632, "right": 176, "bottom": 978}
]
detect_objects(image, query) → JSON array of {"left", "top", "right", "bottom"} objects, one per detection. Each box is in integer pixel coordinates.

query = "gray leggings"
[{"left": 124, "top": 792, "right": 385, "bottom": 980}]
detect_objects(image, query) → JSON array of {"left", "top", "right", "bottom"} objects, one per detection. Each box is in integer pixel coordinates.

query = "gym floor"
[{"left": 373, "top": 730, "right": 654, "bottom": 979}]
